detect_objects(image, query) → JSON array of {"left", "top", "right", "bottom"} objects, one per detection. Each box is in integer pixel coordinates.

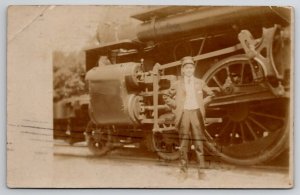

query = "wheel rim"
[{"left": 203, "top": 55, "right": 289, "bottom": 165}]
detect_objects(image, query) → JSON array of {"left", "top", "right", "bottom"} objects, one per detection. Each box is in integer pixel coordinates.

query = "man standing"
[{"left": 164, "top": 56, "right": 214, "bottom": 180}]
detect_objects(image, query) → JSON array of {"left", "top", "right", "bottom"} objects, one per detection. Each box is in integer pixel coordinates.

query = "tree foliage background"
[
  {"left": 52, "top": 6, "right": 150, "bottom": 102},
  {"left": 53, "top": 51, "right": 86, "bottom": 102}
]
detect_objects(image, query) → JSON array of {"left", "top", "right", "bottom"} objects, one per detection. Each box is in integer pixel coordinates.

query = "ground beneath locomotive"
[{"left": 53, "top": 140, "right": 290, "bottom": 188}]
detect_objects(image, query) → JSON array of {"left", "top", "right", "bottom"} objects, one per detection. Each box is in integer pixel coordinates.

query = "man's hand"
[
  {"left": 162, "top": 94, "right": 176, "bottom": 109},
  {"left": 203, "top": 96, "right": 214, "bottom": 107}
]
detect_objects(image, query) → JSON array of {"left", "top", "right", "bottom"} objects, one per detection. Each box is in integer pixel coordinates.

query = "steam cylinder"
[{"left": 85, "top": 62, "right": 142, "bottom": 125}]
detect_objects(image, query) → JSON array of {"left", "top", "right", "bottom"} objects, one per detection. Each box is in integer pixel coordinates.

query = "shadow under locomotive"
[{"left": 53, "top": 6, "right": 292, "bottom": 166}]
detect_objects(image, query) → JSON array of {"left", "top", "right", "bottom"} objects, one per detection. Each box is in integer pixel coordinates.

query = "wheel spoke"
[
  {"left": 245, "top": 120, "right": 258, "bottom": 140},
  {"left": 249, "top": 60, "right": 256, "bottom": 79},
  {"left": 218, "top": 120, "right": 231, "bottom": 137},
  {"left": 248, "top": 116, "right": 270, "bottom": 132},
  {"left": 240, "top": 63, "right": 245, "bottom": 84},
  {"left": 225, "top": 66, "right": 230, "bottom": 76},
  {"left": 239, "top": 122, "right": 246, "bottom": 142},
  {"left": 230, "top": 122, "right": 237, "bottom": 143},
  {"left": 250, "top": 111, "right": 284, "bottom": 121},
  {"left": 212, "top": 76, "right": 223, "bottom": 89}
]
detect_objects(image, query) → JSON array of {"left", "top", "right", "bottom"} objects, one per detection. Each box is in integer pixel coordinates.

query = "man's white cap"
[{"left": 181, "top": 56, "right": 195, "bottom": 67}]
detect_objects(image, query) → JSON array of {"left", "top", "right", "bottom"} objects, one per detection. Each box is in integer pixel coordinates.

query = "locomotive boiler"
[{"left": 81, "top": 6, "right": 292, "bottom": 165}]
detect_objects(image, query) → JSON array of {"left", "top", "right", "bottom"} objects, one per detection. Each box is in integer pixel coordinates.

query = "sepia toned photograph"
[{"left": 7, "top": 5, "right": 293, "bottom": 188}]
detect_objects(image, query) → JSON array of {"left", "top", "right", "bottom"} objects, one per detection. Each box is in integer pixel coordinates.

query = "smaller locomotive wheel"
[
  {"left": 85, "top": 121, "right": 112, "bottom": 156},
  {"left": 152, "top": 130, "right": 180, "bottom": 161}
]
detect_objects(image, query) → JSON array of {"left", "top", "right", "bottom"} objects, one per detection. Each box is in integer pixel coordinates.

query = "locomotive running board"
[{"left": 209, "top": 90, "right": 284, "bottom": 107}]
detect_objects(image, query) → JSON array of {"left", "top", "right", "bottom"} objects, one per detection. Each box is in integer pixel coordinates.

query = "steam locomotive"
[{"left": 54, "top": 6, "right": 291, "bottom": 165}]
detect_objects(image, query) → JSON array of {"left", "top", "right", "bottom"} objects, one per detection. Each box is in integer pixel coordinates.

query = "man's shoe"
[
  {"left": 197, "top": 170, "right": 206, "bottom": 180},
  {"left": 178, "top": 170, "right": 188, "bottom": 181}
]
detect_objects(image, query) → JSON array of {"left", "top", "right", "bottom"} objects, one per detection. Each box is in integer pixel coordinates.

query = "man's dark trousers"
[{"left": 179, "top": 109, "right": 206, "bottom": 172}]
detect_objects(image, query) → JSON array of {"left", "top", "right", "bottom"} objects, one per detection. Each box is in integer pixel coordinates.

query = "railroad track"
[{"left": 53, "top": 139, "right": 289, "bottom": 173}]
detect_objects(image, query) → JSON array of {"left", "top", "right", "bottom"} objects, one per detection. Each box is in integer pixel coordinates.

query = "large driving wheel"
[
  {"left": 203, "top": 54, "right": 289, "bottom": 165},
  {"left": 85, "top": 121, "right": 112, "bottom": 156}
]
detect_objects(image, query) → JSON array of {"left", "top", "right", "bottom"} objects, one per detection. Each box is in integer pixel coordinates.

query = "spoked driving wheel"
[
  {"left": 203, "top": 54, "right": 289, "bottom": 165},
  {"left": 85, "top": 121, "right": 112, "bottom": 156}
]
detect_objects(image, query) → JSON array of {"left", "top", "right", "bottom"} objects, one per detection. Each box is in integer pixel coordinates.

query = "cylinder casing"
[{"left": 86, "top": 63, "right": 142, "bottom": 126}]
